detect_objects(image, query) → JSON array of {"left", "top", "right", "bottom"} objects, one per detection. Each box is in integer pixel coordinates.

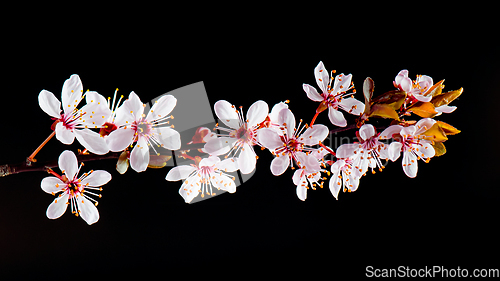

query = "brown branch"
[
  {"left": 0, "top": 152, "right": 122, "bottom": 177},
  {"left": 329, "top": 123, "right": 359, "bottom": 135}
]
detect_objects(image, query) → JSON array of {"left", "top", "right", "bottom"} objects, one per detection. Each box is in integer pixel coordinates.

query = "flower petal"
[
  {"left": 113, "top": 96, "right": 139, "bottom": 127},
  {"left": 352, "top": 151, "right": 369, "bottom": 178},
  {"left": 345, "top": 171, "right": 360, "bottom": 192},
  {"left": 330, "top": 159, "right": 345, "bottom": 173},
  {"left": 81, "top": 170, "right": 111, "bottom": 187},
  {"left": 412, "top": 93, "right": 432, "bottom": 102},
  {"left": 385, "top": 142, "right": 402, "bottom": 161},
  {"left": 292, "top": 169, "right": 305, "bottom": 186},
  {"left": 339, "top": 97, "right": 365, "bottom": 115},
  {"left": 77, "top": 196, "right": 99, "bottom": 225},
  {"left": 74, "top": 129, "right": 109, "bottom": 155},
  {"left": 331, "top": 73, "right": 352, "bottom": 95},
  {"left": 61, "top": 74, "right": 83, "bottom": 114},
  {"left": 214, "top": 100, "right": 239, "bottom": 129},
  {"left": 107, "top": 127, "right": 135, "bottom": 152},
  {"left": 216, "top": 157, "right": 239, "bottom": 172},
  {"left": 211, "top": 173, "right": 236, "bottom": 193},
  {"left": 269, "top": 101, "right": 289, "bottom": 123},
  {"left": 300, "top": 124, "right": 329, "bottom": 145},
  {"left": 79, "top": 102, "right": 112, "bottom": 128},
  {"left": 204, "top": 137, "right": 234, "bottom": 156},
  {"left": 179, "top": 177, "right": 199, "bottom": 203},
  {"left": 146, "top": 94, "right": 177, "bottom": 123},
  {"left": 246, "top": 100, "right": 269, "bottom": 128},
  {"left": 166, "top": 165, "right": 197, "bottom": 181},
  {"left": 296, "top": 151, "right": 320, "bottom": 174},
  {"left": 359, "top": 124, "right": 376, "bottom": 141},
  {"left": 55, "top": 121, "right": 75, "bottom": 145},
  {"left": 85, "top": 91, "right": 108, "bottom": 107},
  {"left": 270, "top": 154, "right": 290, "bottom": 176},
  {"left": 59, "top": 150, "right": 78, "bottom": 180},
  {"left": 379, "top": 125, "right": 403, "bottom": 140},
  {"left": 435, "top": 105, "right": 457, "bottom": 114},
  {"left": 278, "top": 108, "right": 296, "bottom": 137},
  {"left": 400, "top": 125, "right": 417, "bottom": 137},
  {"left": 402, "top": 151, "right": 418, "bottom": 178},
  {"left": 296, "top": 184, "right": 307, "bottom": 201},
  {"left": 238, "top": 143, "right": 256, "bottom": 174},
  {"left": 38, "top": 90, "right": 61, "bottom": 118},
  {"left": 46, "top": 193, "right": 69, "bottom": 220},
  {"left": 302, "top": 84, "right": 323, "bottom": 102},
  {"left": 153, "top": 126, "right": 181, "bottom": 150},
  {"left": 130, "top": 136, "right": 149, "bottom": 172},
  {"left": 328, "top": 107, "right": 347, "bottom": 127},
  {"left": 41, "top": 177, "right": 65, "bottom": 194},
  {"left": 417, "top": 141, "right": 435, "bottom": 159},
  {"left": 125, "top": 91, "right": 145, "bottom": 121},
  {"left": 329, "top": 171, "right": 342, "bottom": 200},
  {"left": 257, "top": 128, "right": 283, "bottom": 150},
  {"left": 399, "top": 76, "right": 412, "bottom": 92},
  {"left": 199, "top": 155, "right": 220, "bottom": 167},
  {"left": 314, "top": 61, "right": 329, "bottom": 93},
  {"left": 336, "top": 143, "right": 358, "bottom": 159},
  {"left": 395, "top": 70, "right": 408, "bottom": 85}
]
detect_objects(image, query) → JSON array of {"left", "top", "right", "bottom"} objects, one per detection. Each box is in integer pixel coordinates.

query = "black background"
[{"left": 1, "top": 7, "right": 499, "bottom": 278}]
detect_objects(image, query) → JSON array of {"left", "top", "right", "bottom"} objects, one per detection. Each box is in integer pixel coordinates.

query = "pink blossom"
[
  {"left": 38, "top": 74, "right": 110, "bottom": 154},
  {"left": 204, "top": 100, "right": 269, "bottom": 174},
  {"left": 379, "top": 119, "right": 436, "bottom": 178},
  {"left": 40, "top": 150, "right": 111, "bottom": 225},
  {"left": 293, "top": 149, "right": 329, "bottom": 201},
  {"left": 166, "top": 156, "right": 238, "bottom": 203},
  {"left": 336, "top": 124, "right": 393, "bottom": 177},
  {"left": 106, "top": 92, "right": 181, "bottom": 172},
  {"left": 302, "top": 61, "right": 365, "bottom": 127},
  {"left": 257, "top": 108, "right": 328, "bottom": 176},
  {"left": 329, "top": 158, "right": 359, "bottom": 200},
  {"left": 393, "top": 70, "right": 433, "bottom": 102}
]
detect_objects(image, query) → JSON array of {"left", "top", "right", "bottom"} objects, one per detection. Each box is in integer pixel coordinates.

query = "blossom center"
[
  {"left": 362, "top": 137, "right": 379, "bottom": 151},
  {"left": 286, "top": 138, "right": 302, "bottom": 152},
  {"left": 324, "top": 94, "right": 340, "bottom": 109},
  {"left": 65, "top": 181, "right": 83, "bottom": 198},
  {"left": 100, "top": 122, "right": 118, "bottom": 137},
  {"left": 234, "top": 126, "right": 253, "bottom": 144},
  {"left": 200, "top": 165, "right": 215, "bottom": 176},
  {"left": 60, "top": 112, "right": 81, "bottom": 131},
  {"left": 133, "top": 120, "right": 153, "bottom": 138}
]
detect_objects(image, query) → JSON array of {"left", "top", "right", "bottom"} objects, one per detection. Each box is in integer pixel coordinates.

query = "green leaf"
[
  {"left": 431, "top": 87, "right": 463, "bottom": 108},
  {"left": 148, "top": 155, "right": 173, "bottom": 169},
  {"left": 371, "top": 90, "right": 406, "bottom": 110},
  {"left": 116, "top": 151, "right": 129, "bottom": 174},
  {"left": 363, "top": 77, "right": 374, "bottom": 114},
  {"left": 407, "top": 102, "right": 438, "bottom": 118},
  {"left": 432, "top": 141, "right": 447, "bottom": 157},
  {"left": 369, "top": 103, "right": 400, "bottom": 120},
  {"left": 423, "top": 79, "right": 445, "bottom": 97},
  {"left": 422, "top": 123, "right": 448, "bottom": 142},
  {"left": 436, "top": 120, "right": 461, "bottom": 135}
]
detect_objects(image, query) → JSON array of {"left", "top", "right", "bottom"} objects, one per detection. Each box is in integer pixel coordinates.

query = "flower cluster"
[
  {"left": 169, "top": 62, "right": 461, "bottom": 202},
  {"left": 37, "top": 74, "right": 181, "bottom": 224},
  {"left": 21, "top": 62, "right": 463, "bottom": 224}
]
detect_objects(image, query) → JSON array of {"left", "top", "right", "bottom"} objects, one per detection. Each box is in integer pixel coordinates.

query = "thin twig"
[
  {"left": 329, "top": 123, "right": 359, "bottom": 135},
  {"left": 0, "top": 152, "right": 122, "bottom": 177}
]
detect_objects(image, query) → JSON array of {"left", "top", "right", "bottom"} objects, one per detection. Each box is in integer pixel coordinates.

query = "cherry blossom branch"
[
  {"left": 0, "top": 152, "right": 121, "bottom": 177},
  {"left": 328, "top": 123, "right": 359, "bottom": 135}
]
